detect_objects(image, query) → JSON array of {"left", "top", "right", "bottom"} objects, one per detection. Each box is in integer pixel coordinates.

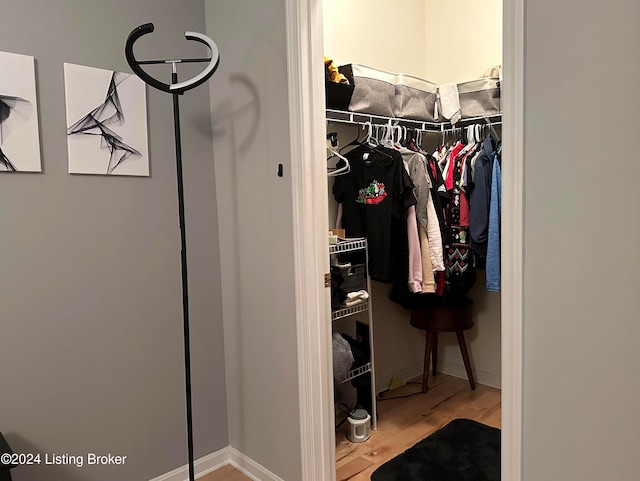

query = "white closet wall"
[
  {"left": 323, "top": 0, "right": 427, "bottom": 77},
  {"left": 425, "top": 1, "right": 502, "bottom": 84},
  {"left": 324, "top": 0, "right": 502, "bottom": 389}
]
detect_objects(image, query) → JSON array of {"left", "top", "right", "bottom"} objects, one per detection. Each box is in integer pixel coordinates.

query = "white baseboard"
[
  {"left": 437, "top": 360, "right": 502, "bottom": 389},
  {"left": 148, "top": 447, "right": 229, "bottom": 481},
  {"left": 148, "top": 446, "right": 285, "bottom": 481},
  {"left": 377, "top": 362, "right": 424, "bottom": 393},
  {"left": 228, "top": 447, "right": 285, "bottom": 481},
  {"left": 379, "top": 361, "right": 501, "bottom": 392}
]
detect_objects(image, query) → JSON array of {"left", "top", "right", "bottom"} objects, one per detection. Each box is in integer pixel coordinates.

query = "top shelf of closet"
[{"left": 326, "top": 109, "right": 502, "bottom": 131}]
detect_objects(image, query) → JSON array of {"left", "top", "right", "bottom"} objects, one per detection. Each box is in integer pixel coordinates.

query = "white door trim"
[
  {"left": 286, "top": 0, "right": 524, "bottom": 479},
  {"left": 285, "top": 1, "right": 337, "bottom": 480},
  {"left": 501, "top": 0, "right": 525, "bottom": 479}
]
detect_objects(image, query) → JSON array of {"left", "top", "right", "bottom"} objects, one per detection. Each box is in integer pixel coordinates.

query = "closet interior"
[{"left": 323, "top": 0, "right": 503, "bottom": 478}]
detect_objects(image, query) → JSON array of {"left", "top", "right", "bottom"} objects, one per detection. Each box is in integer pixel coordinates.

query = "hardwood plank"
[
  {"left": 198, "top": 464, "right": 252, "bottom": 481},
  {"left": 336, "top": 456, "right": 375, "bottom": 481},
  {"left": 335, "top": 374, "right": 501, "bottom": 481}
]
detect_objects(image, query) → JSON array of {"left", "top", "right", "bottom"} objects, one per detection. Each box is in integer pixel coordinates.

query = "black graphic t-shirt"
[{"left": 333, "top": 145, "right": 416, "bottom": 282}]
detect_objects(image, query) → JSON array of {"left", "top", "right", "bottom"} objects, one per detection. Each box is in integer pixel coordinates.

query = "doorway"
[{"left": 285, "top": 0, "right": 523, "bottom": 479}]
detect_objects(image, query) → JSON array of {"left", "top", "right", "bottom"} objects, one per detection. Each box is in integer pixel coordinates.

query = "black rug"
[{"left": 371, "top": 418, "right": 500, "bottom": 481}]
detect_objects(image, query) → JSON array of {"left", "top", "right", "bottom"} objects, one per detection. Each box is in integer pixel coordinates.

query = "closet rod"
[
  {"left": 326, "top": 108, "right": 439, "bottom": 131},
  {"left": 326, "top": 108, "right": 501, "bottom": 132},
  {"left": 440, "top": 120, "right": 503, "bottom": 133}
]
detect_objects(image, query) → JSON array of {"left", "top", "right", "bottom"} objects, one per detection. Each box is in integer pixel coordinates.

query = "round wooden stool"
[{"left": 410, "top": 298, "right": 475, "bottom": 392}]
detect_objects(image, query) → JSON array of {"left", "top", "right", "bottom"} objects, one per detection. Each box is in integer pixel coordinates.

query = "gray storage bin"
[
  {"left": 393, "top": 73, "right": 438, "bottom": 121},
  {"left": 339, "top": 64, "right": 396, "bottom": 117},
  {"left": 457, "top": 77, "right": 501, "bottom": 119}
]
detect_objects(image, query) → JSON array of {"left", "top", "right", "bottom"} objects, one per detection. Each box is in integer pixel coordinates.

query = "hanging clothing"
[
  {"left": 443, "top": 143, "right": 476, "bottom": 298},
  {"left": 486, "top": 151, "right": 502, "bottom": 291},
  {"left": 469, "top": 135, "right": 499, "bottom": 263},
  {"left": 403, "top": 150, "right": 431, "bottom": 233},
  {"left": 407, "top": 141, "right": 448, "bottom": 273},
  {"left": 425, "top": 153, "right": 450, "bottom": 237},
  {"left": 402, "top": 149, "right": 442, "bottom": 292},
  {"left": 425, "top": 188, "right": 444, "bottom": 273},
  {"left": 418, "top": 223, "right": 436, "bottom": 293},
  {"left": 445, "top": 142, "right": 466, "bottom": 191},
  {"left": 406, "top": 205, "right": 423, "bottom": 293},
  {"left": 332, "top": 144, "right": 416, "bottom": 283}
]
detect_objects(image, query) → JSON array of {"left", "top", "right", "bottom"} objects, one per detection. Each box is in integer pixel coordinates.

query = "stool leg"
[
  {"left": 455, "top": 330, "right": 476, "bottom": 390},
  {"left": 431, "top": 332, "right": 438, "bottom": 377},
  {"left": 422, "top": 332, "right": 435, "bottom": 393}
]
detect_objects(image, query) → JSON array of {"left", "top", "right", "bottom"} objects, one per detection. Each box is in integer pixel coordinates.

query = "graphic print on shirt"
[
  {"left": 356, "top": 180, "right": 387, "bottom": 205},
  {"left": 446, "top": 244, "right": 472, "bottom": 274}
]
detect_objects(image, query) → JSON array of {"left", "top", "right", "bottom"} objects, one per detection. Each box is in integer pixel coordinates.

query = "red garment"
[
  {"left": 435, "top": 271, "right": 445, "bottom": 296},
  {"left": 445, "top": 143, "right": 465, "bottom": 191},
  {"left": 457, "top": 150, "right": 475, "bottom": 227},
  {"left": 459, "top": 191, "right": 470, "bottom": 227}
]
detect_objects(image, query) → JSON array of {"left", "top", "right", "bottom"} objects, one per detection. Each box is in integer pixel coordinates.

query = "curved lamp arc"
[{"left": 125, "top": 23, "right": 220, "bottom": 94}]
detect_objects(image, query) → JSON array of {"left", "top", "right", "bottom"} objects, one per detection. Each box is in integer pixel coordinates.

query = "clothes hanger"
[
  {"left": 460, "top": 125, "right": 477, "bottom": 155},
  {"left": 387, "top": 123, "right": 402, "bottom": 151},
  {"left": 485, "top": 117, "right": 501, "bottom": 147},
  {"left": 368, "top": 122, "right": 379, "bottom": 147},
  {"left": 399, "top": 125, "right": 408, "bottom": 149},
  {"left": 392, "top": 124, "right": 404, "bottom": 150},
  {"left": 408, "top": 128, "right": 422, "bottom": 151},
  {"left": 338, "top": 122, "right": 365, "bottom": 154},
  {"left": 361, "top": 122, "right": 394, "bottom": 159},
  {"left": 379, "top": 120, "right": 393, "bottom": 148},
  {"left": 433, "top": 124, "right": 445, "bottom": 158},
  {"left": 327, "top": 134, "right": 350, "bottom": 176},
  {"left": 417, "top": 129, "right": 425, "bottom": 151},
  {"left": 401, "top": 126, "right": 410, "bottom": 147}
]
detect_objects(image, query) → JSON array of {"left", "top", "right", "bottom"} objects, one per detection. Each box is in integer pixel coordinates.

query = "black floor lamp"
[{"left": 125, "top": 23, "right": 220, "bottom": 481}]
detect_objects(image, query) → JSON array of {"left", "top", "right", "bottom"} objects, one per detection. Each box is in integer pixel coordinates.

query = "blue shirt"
[{"left": 486, "top": 151, "right": 502, "bottom": 291}]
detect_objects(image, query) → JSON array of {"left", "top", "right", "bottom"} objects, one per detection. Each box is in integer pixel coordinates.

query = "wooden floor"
[
  {"left": 201, "top": 373, "right": 500, "bottom": 481},
  {"left": 198, "top": 464, "right": 252, "bottom": 481},
  {"left": 335, "top": 374, "right": 501, "bottom": 481}
]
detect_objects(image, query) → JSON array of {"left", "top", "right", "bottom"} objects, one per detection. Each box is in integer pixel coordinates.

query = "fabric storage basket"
[
  {"left": 331, "top": 263, "right": 367, "bottom": 293},
  {"left": 393, "top": 73, "right": 438, "bottom": 121},
  {"left": 457, "top": 77, "right": 501, "bottom": 119},
  {"left": 325, "top": 81, "right": 355, "bottom": 110},
  {"left": 339, "top": 64, "right": 396, "bottom": 117}
]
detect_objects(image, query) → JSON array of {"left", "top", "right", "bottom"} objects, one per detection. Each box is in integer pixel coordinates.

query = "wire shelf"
[
  {"left": 340, "top": 363, "right": 371, "bottom": 383},
  {"left": 332, "top": 301, "right": 368, "bottom": 321},
  {"left": 326, "top": 108, "right": 501, "bottom": 131},
  {"left": 329, "top": 238, "right": 367, "bottom": 255}
]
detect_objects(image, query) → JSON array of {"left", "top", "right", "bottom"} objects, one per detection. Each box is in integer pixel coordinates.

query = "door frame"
[{"left": 285, "top": 1, "right": 524, "bottom": 479}]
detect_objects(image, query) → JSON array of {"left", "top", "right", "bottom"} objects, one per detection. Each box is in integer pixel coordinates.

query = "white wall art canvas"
[
  {"left": 64, "top": 63, "right": 149, "bottom": 176},
  {"left": 0, "top": 51, "right": 42, "bottom": 172}
]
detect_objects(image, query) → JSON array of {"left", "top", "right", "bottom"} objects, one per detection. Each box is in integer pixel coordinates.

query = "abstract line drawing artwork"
[
  {"left": 0, "top": 51, "right": 42, "bottom": 172},
  {"left": 64, "top": 63, "right": 149, "bottom": 176}
]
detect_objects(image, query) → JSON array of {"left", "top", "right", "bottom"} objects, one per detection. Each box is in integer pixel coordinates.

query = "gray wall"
[
  {"left": 523, "top": 0, "right": 640, "bottom": 479},
  {"left": 0, "top": 1, "right": 228, "bottom": 480},
  {"left": 204, "top": 1, "right": 302, "bottom": 480}
]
